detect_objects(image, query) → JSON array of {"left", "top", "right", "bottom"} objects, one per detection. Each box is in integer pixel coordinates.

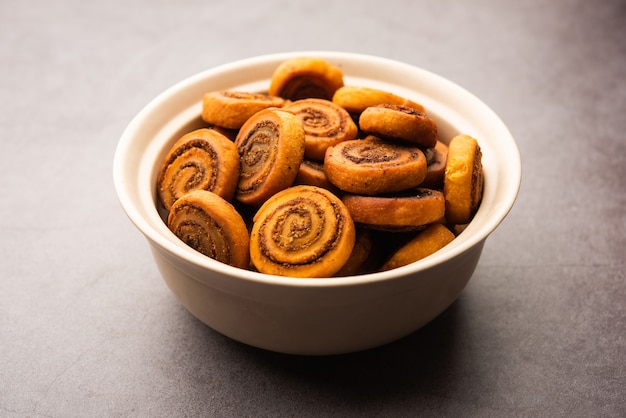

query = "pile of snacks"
[{"left": 156, "top": 56, "right": 483, "bottom": 278}]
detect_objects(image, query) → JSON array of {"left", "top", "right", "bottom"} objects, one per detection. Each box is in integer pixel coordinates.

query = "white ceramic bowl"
[{"left": 113, "top": 51, "right": 521, "bottom": 355}]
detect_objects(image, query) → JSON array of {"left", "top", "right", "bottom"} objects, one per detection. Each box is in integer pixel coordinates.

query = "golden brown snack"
[
  {"left": 332, "top": 85, "right": 425, "bottom": 115},
  {"left": 342, "top": 188, "right": 445, "bottom": 231},
  {"left": 157, "top": 128, "right": 240, "bottom": 211},
  {"left": 268, "top": 57, "right": 344, "bottom": 101},
  {"left": 167, "top": 190, "right": 250, "bottom": 269},
  {"left": 324, "top": 137, "right": 427, "bottom": 195},
  {"left": 234, "top": 108, "right": 305, "bottom": 206},
  {"left": 250, "top": 185, "right": 356, "bottom": 278},
  {"left": 359, "top": 104, "right": 438, "bottom": 149},
  {"left": 283, "top": 98, "right": 358, "bottom": 161},
  {"left": 294, "top": 159, "right": 341, "bottom": 195},
  {"left": 201, "top": 91, "right": 286, "bottom": 129},
  {"left": 420, "top": 140, "right": 448, "bottom": 189},
  {"left": 443, "top": 134, "right": 484, "bottom": 224},
  {"left": 380, "top": 223, "right": 455, "bottom": 271},
  {"left": 451, "top": 223, "right": 469, "bottom": 236},
  {"left": 334, "top": 227, "right": 373, "bottom": 276}
]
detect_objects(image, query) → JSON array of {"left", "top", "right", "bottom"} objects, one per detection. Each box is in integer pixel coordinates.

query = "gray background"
[{"left": 1, "top": 0, "right": 624, "bottom": 416}]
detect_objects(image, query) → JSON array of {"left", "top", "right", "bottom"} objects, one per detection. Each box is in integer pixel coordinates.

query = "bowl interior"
[{"left": 113, "top": 51, "right": 521, "bottom": 287}]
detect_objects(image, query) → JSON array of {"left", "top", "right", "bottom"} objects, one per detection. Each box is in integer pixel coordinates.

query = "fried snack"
[
  {"left": 283, "top": 98, "right": 358, "bottom": 161},
  {"left": 201, "top": 91, "right": 286, "bottom": 129},
  {"left": 294, "top": 159, "right": 341, "bottom": 195},
  {"left": 167, "top": 190, "right": 250, "bottom": 269},
  {"left": 359, "top": 104, "right": 438, "bottom": 149},
  {"left": 157, "top": 128, "right": 240, "bottom": 211},
  {"left": 332, "top": 85, "right": 425, "bottom": 115},
  {"left": 268, "top": 57, "right": 344, "bottom": 101},
  {"left": 342, "top": 188, "right": 445, "bottom": 231},
  {"left": 250, "top": 185, "right": 356, "bottom": 278},
  {"left": 380, "top": 223, "right": 455, "bottom": 271},
  {"left": 443, "top": 134, "right": 484, "bottom": 224},
  {"left": 334, "top": 227, "right": 374, "bottom": 276},
  {"left": 420, "top": 140, "right": 448, "bottom": 189},
  {"left": 234, "top": 108, "right": 305, "bottom": 206},
  {"left": 324, "top": 137, "right": 427, "bottom": 195}
]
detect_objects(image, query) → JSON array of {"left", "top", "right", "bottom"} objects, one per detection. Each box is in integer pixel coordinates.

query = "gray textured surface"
[{"left": 1, "top": 0, "right": 625, "bottom": 416}]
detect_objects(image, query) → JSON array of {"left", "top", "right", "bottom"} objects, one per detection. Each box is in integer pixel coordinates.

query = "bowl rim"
[{"left": 113, "top": 50, "right": 521, "bottom": 289}]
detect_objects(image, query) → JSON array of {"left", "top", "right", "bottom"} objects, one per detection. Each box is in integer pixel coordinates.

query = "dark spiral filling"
[
  {"left": 237, "top": 120, "right": 279, "bottom": 191},
  {"left": 281, "top": 77, "right": 331, "bottom": 101},
  {"left": 297, "top": 106, "right": 342, "bottom": 138},
  {"left": 170, "top": 204, "right": 232, "bottom": 264},
  {"left": 342, "top": 141, "right": 404, "bottom": 165},
  {"left": 258, "top": 195, "right": 344, "bottom": 267},
  {"left": 164, "top": 139, "right": 219, "bottom": 192}
]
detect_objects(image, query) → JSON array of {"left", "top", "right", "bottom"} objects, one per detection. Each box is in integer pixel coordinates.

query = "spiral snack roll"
[
  {"left": 250, "top": 185, "right": 356, "bottom": 278},
  {"left": 380, "top": 223, "right": 455, "bottom": 271},
  {"left": 283, "top": 98, "right": 358, "bottom": 161},
  {"left": 324, "top": 137, "right": 427, "bottom": 195},
  {"left": 342, "top": 188, "right": 445, "bottom": 231},
  {"left": 234, "top": 108, "right": 305, "bottom": 206},
  {"left": 167, "top": 190, "right": 250, "bottom": 269},
  {"left": 359, "top": 104, "right": 439, "bottom": 149},
  {"left": 157, "top": 128, "right": 240, "bottom": 211},
  {"left": 269, "top": 57, "right": 344, "bottom": 101},
  {"left": 202, "top": 91, "right": 286, "bottom": 129},
  {"left": 443, "top": 134, "right": 484, "bottom": 224},
  {"left": 332, "top": 85, "right": 425, "bottom": 115}
]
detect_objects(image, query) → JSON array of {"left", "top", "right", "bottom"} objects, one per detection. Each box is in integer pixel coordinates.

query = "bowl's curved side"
[{"left": 149, "top": 238, "right": 485, "bottom": 355}]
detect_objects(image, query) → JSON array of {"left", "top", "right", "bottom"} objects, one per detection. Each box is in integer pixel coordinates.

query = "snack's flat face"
[
  {"left": 157, "top": 128, "right": 240, "bottom": 211},
  {"left": 283, "top": 98, "right": 358, "bottom": 161},
  {"left": 250, "top": 185, "right": 355, "bottom": 278},
  {"left": 234, "top": 109, "right": 305, "bottom": 206},
  {"left": 167, "top": 190, "right": 250, "bottom": 269},
  {"left": 269, "top": 57, "right": 345, "bottom": 101},
  {"left": 324, "top": 138, "right": 427, "bottom": 195}
]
